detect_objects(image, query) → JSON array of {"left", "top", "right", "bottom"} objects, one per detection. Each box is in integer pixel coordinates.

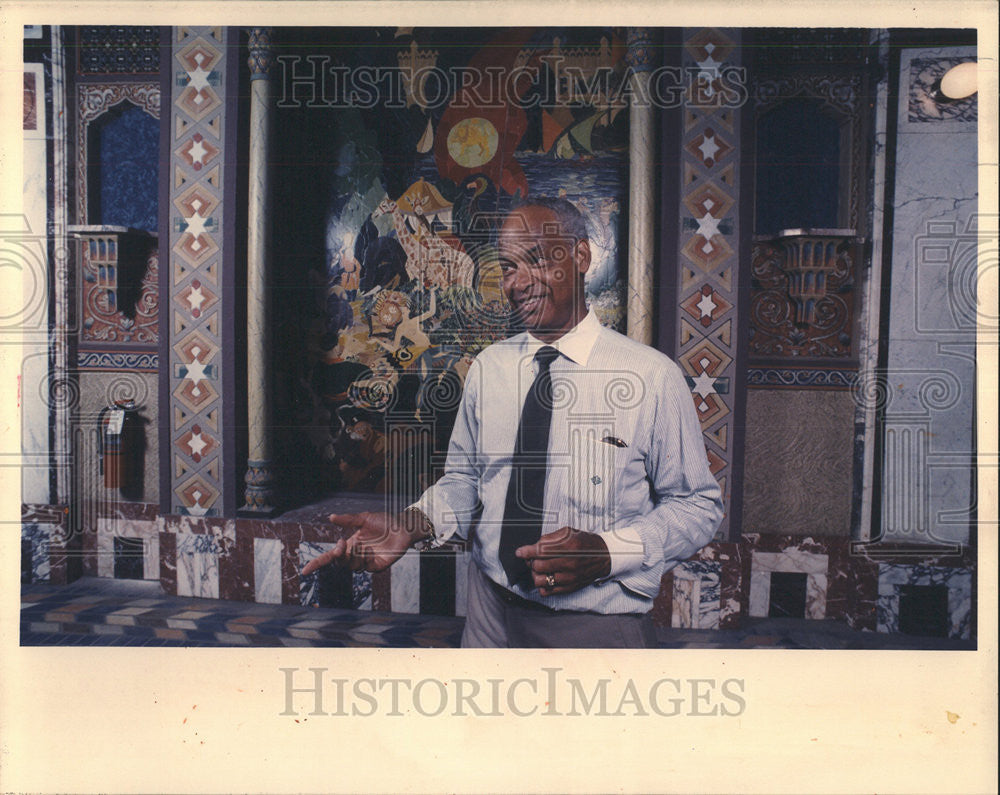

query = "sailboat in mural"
[{"left": 546, "top": 106, "right": 624, "bottom": 158}]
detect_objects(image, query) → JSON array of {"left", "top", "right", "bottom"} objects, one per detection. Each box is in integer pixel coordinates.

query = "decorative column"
[
  {"left": 51, "top": 26, "right": 72, "bottom": 506},
  {"left": 626, "top": 27, "right": 657, "bottom": 346},
  {"left": 241, "top": 27, "right": 276, "bottom": 514}
]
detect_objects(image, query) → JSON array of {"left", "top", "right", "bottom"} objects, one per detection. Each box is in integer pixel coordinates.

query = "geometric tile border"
[
  {"left": 674, "top": 27, "right": 743, "bottom": 539},
  {"left": 166, "top": 27, "right": 229, "bottom": 516}
]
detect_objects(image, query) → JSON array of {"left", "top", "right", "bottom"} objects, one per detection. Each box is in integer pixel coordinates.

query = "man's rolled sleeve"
[
  {"left": 603, "top": 361, "right": 724, "bottom": 598},
  {"left": 407, "top": 357, "right": 484, "bottom": 544}
]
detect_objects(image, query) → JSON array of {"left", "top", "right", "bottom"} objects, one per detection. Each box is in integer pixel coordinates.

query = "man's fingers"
[
  {"left": 533, "top": 570, "right": 561, "bottom": 589},
  {"left": 514, "top": 543, "right": 540, "bottom": 561},
  {"left": 301, "top": 538, "right": 348, "bottom": 575},
  {"left": 349, "top": 536, "right": 371, "bottom": 571},
  {"left": 534, "top": 570, "right": 584, "bottom": 596},
  {"left": 517, "top": 527, "right": 581, "bottom": 561},
  {"left": 528, "top": 556, "right": 562, "bottom": 574}
]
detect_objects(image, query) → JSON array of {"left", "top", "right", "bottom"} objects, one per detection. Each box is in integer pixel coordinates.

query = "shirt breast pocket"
[{"left": 565, "top": 430, "right": 634, "bottom": 531}]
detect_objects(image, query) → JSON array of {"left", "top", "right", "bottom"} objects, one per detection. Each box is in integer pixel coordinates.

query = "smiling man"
[{"left": 303, "top": 197, "right": 723, "bottom": 648}]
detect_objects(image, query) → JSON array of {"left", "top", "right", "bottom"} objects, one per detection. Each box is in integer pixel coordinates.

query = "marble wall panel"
[
  {"left": 354, "top": 571, "right": 373, "bottom": 610},
  {"left": 254, "top": 538, "right": 282, "bottom": 604},
  {"left": 698, "top": 542, "right": 742, "bottom": 629},
  {"left": 96, "top": 516, "right": 159, "bottom": 579},
  {"left": 219, "top": 532, "right": 254, "bottom": 602},
  {"left": 880, "top": 45, "right": 978, "bottom": 546},
  {"left": 749, "top": 549, "right": 829, "bottom": 619},
  {"left": 164, "top": 516, "right": 233, "bottom": 598},
  {"left": 22, "top": 503, "right": 76, "bottom": 585},
  {"left": 817, "top": 541, "right": 849, "bottom": 621},
  {"left": 877, "top": 563, "right": 972, "bottom": 639},
  {"left": 389, "top": 549, "right": 421, "bottom": 614},
  {"left": 21, "top": 523, "right": 52, "bottom": 584},
  {"left": 175, "top": 531, "right": 221, "bottom": 599},
  {"left": 281, "top": 539, "right": 299, "bottom": 606},
  {"left": 159, "top": 532, "right": 177, "bottom": 594},
  {"left": 98, "top": 501, "right": 160, "bottom": 520},
  {"left": 672, "top": 576, "right": 697, "bottom": 628},
  {"left": 845, "top": 553, "right": 879, "bottom": 631},
  {"left": 672, "top": 560, "right": 722, "bottom": 629},
  {"left": 21, "top": 61, "right": 51, "bottom": 507}
]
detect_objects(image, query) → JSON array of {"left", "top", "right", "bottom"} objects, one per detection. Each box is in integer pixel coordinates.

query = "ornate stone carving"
[{"left": 748, "top": 238, "right": 856, "bottom": 360}]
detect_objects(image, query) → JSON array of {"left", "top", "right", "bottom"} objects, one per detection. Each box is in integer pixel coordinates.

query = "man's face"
[{"left": 497, "top": 205, "right": 590, "bottom": 338}]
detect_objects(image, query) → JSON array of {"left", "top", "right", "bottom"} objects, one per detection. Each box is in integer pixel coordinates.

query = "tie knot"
[{"left": 534, "top": 346, "right": 560, "bottom": 370}]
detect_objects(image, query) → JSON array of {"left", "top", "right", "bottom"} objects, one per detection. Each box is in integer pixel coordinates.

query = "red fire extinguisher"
[{"left": 98, "top": 399, "right": 140, "bottom": 490}]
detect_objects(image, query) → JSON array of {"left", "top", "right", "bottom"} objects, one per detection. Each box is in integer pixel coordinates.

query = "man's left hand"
[{"left": 515, "top": 527, "right": 612, "bottom": 596}]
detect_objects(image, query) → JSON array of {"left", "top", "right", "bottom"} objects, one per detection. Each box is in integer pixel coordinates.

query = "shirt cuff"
[
  {"left": 598, "top": 526, "right": 645, "bottom": 578},
  {"left": 407, "top": 489, "right": 460, "bottom": 546}
]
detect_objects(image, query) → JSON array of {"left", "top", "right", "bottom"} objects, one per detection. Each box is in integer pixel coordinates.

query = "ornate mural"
[{"left": 275, "top": 28, "right": 631, "bottom": 498}]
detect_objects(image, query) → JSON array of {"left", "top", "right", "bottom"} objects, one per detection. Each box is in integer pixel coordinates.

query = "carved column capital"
[
  {"left": 626, "top": 27, "right": 656, "bottom": 73},
  {"left": 247, "top": 27, "right": 274, "bottom": 80}
]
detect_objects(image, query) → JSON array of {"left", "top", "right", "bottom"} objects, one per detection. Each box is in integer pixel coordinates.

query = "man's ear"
[{"left": 575, "top": 239, "right": 592, "bottom": 276}]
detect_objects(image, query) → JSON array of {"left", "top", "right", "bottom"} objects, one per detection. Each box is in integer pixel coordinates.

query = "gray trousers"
[{"left": 461, "top": 559, "right": 657, "bottom": 648}]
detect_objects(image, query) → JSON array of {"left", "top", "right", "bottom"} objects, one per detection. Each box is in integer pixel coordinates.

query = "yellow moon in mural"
[{"left": 446, "top": 117, "right": 499, "bottom": 168}]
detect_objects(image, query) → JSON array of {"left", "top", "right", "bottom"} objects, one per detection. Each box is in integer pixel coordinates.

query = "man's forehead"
[{"left": 499, "top": 208, "right": 576, "bottom": 247}]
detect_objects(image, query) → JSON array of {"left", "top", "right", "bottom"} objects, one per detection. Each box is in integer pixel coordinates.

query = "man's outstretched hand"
[
  {"left": 300, "top": 511, "right": 432, "bottom": 576},
  {"left": 515, "top": 526, "right": 612, "bottom": 596}
]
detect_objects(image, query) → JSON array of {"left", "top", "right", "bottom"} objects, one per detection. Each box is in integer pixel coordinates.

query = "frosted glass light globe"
[{"left": 939, "top": 61, "right": 977, "bottom": 100}]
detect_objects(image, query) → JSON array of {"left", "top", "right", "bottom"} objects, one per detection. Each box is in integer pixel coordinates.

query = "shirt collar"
[{"left": 525, "top": 308, "right": 601, "bottom": 367}]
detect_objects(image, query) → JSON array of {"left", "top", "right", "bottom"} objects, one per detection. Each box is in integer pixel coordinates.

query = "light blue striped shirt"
[{"left": 412, "top": 310, "right": 724, "bottom": 615}]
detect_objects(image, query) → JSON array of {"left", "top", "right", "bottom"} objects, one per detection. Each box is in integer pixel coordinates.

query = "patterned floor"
[
  {"left": 20, "top": 578, "right": 464, "bottom": 648},
  {"left": 20, "top": 578, "right": 976, "bottom": 649}
]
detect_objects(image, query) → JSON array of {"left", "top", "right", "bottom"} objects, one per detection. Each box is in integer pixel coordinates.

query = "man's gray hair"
[{"left": 510, "top": 196, "right": 590, "bottom": 244}]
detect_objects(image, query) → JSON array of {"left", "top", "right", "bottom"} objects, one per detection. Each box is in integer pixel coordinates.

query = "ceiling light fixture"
[{"left": 932, "top": 60, "right": 978, "bottom": 102}]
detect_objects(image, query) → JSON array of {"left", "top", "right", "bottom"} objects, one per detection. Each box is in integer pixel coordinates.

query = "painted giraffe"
[{"left": 374, "top": 197, "right": 475, "bottom": 290}]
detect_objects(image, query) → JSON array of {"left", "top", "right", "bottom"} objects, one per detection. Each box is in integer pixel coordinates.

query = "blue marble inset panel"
[
  {"left": 298, "top": 541, "right": 372, "bottom": 610},
  {"left": 21, "top": 523, "right": 52, "bottom": 584}
]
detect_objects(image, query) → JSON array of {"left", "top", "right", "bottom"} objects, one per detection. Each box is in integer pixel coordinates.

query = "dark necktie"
[{"left": 498, "top": 345, "right": 561, "bottom": 589}]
